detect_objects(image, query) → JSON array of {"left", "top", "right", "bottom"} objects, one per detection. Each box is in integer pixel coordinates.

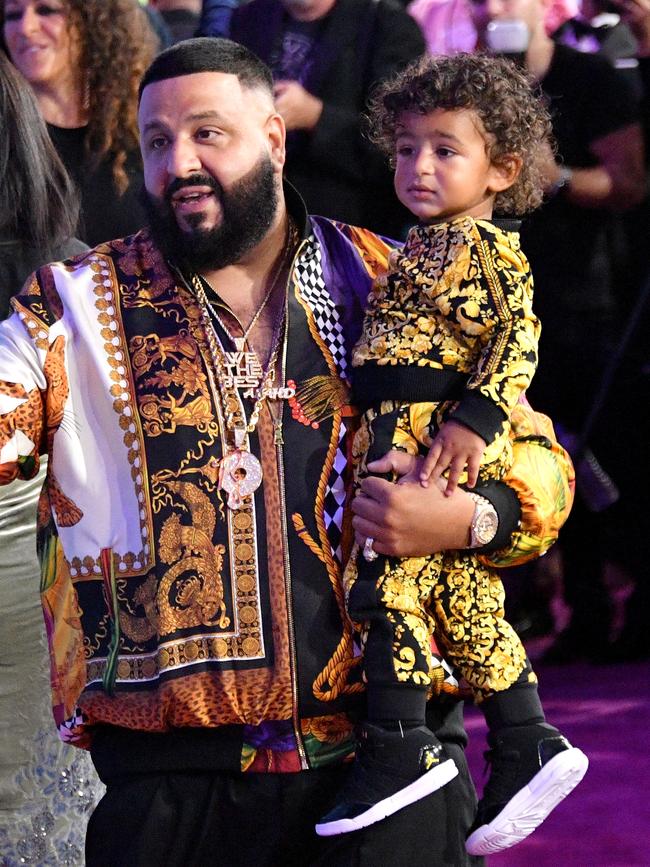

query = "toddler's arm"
[{"left": 420, "top": 419, "right": 486, "bottom": 495}]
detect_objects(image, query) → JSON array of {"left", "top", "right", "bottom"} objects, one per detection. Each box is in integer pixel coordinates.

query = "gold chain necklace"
[
  {"left": 197, "top": 223, "right": 297, "bottom": 398},
  {"left": 200, "top": 231, "right": 290, "bottom": 355},
  {"left": 188, "top": 221, "right": 299, "bottom": 510},
  {"left": 191, "top": 272, "right": 288, "bottom": 509}
]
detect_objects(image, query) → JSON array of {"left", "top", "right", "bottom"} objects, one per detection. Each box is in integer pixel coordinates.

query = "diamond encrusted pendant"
[
  {"left": 219, "top": 430, "right": 263, "bottom": 510},
  {"left": 219, "top": 449, "right": 263, "bottom": 510}
]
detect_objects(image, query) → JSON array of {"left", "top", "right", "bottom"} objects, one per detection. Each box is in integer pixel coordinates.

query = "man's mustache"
[{"left": 164, "top": 173, "right": 222, "bottom": 204}]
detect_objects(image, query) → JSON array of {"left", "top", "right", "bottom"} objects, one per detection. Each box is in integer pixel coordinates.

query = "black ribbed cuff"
[
  {"left": 367, "top": 684, "right": 429, "bottom": 725},
  {"left": 471, "top": 480, "right": 521, "bottom": 554},
  {"left": 351, "top": 361, "right": 468, "bottom": 407},
  {"left": 481, "top": 662, "right": 545, "bottom": 730},
  {"left": 449, "top": 389, "right": 508, "bottom": 445}
]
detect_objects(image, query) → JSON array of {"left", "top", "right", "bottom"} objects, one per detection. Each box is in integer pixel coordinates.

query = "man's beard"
[{"left": 141, "top": 154, "right": 279, "bottom": 273}]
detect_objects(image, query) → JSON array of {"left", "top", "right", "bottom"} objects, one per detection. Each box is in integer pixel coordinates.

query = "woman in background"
[
  {"left": 0, "top": 49, "right": 84, "bottom": 316},
  {"left": 0, "top": 51, "right": 103, "bottom": 867},
  {"left": 1, "top": 0, "right": 159, "bottom": 246}
]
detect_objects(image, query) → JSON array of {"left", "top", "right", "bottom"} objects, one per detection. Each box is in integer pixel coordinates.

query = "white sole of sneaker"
[
  {"left": 314, "top": 758, "right": 459, "bottom": 837},
  {"left": 465, "top": 746, "right": 589, "bottom": 856}
]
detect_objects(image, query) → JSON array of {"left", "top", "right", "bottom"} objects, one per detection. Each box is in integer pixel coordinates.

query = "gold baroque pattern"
[
  {"left": 67, "top": 254, "right": 153, "bottom": 579},
  {"left": 88, "top": 463, "right": 267, "bottom": 685},
  {"left": 130, "top": 330, "right": 218, "bottom": 438},
  {"left": 13, "top": 299, "right": 50, "bottom": 352},
  {"left": 226, "top": 501, "right": 264, "bottom": 658},
  {"left": 428, "top": 552, "right": 527, "bottom": 700},
  {"left": 352, "top": 217, "right": 539, "bottom": 419},
  {"left": 156, "top": 479, "right": 229, "bottom": 635},
  {"left": 346, "top": 409, "right": 525, "bottom": 697}
]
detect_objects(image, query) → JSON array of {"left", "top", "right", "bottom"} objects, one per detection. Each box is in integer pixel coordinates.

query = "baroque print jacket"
[
  {"left": 0, "top": 202, "right": 574, "bottom": 773},
  {"left": 352, "top": 217, "right": 540, "bottom": 470}
]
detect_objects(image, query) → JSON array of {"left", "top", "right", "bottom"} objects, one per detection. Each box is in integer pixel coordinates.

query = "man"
[
  {"left": 470, "top": 0, "right": 645, "bottom": 663},
  {"left": 0, "top": 39, "right": 573, "bottom": 866},
  {"left": 217, "top": 0, "right": 426, "bottom": 237}
]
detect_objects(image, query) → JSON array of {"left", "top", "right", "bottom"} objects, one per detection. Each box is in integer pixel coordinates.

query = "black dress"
[
  {"left": 0, "top": 234, "right": 88, "bottom": 320},
  {"left": 47, "top": 124, "right": 147, "bottom": 247}
]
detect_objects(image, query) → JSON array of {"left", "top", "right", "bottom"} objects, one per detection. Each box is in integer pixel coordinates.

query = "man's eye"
[
  {"left": 396, "top": 146, "right": 413, "bottom": 157},
  {"left": 196, "top": 129, "right": 221, "bottom": 142},
  {"left": 149, "top": 137, "right": 167, "bottom": 151},
  {"left": 437, "top": 148, "right": 456, "bottom": 158}
]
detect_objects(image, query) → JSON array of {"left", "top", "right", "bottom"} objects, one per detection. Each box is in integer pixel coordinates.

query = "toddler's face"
[{"left": 393, "top": 107, "right": 504, "bottom": 224}]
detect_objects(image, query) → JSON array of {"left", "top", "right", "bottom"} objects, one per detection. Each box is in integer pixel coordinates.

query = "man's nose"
[{"left": 166, "top": 139, "right": 202, "bottom": 178}]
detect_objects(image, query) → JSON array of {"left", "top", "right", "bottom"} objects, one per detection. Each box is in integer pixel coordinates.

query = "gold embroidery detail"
[
  {"left": 157, "top": 481, "right": 229, "bottom": 634},
  {"left": 66, "top": 253, "right": 153, "bottom": 579}
]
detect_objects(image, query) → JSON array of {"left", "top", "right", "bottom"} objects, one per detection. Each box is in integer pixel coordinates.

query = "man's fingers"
[
  {"left": 364, "top": 455, "right": 394, "bottom": 474},
  {"left": 354, "top": 475, "right": 394, "bottom": 509},
  {"left": 352, "top": 516, "right": 382, "bottom": 551},
  {"left": 367, "top": 450, "right": 417, "bottom": 478}
]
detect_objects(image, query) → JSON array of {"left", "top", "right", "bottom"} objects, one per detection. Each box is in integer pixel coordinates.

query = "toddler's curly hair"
[{"left": 368, "top": 53, "right": 553, "bottom": 215}]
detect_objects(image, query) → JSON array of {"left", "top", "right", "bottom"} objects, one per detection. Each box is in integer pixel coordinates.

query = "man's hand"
[
  {"left": 273, "top": 80, "right": 323, "bottom": 131},
  {"left": 538, "top": 116, "right": 645, "bottom": 210},
  {"left": 352, "top": 450, "right": 475, "bottom": 557},
  {"left": 419, "top": 420, "right": 486, "bottom": 495}
]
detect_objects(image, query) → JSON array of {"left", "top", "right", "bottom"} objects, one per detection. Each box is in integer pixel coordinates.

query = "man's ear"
[
  {"left": 266, "top": 112, "right": 286, "bottom": 173},
  {"left": 488, "top": 154, "right": 523, "bottom": 193}
]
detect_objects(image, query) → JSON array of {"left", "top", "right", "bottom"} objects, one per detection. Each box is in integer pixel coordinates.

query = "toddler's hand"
[{"left": 420, "top": 420, "right": 486, "bottom": 495}]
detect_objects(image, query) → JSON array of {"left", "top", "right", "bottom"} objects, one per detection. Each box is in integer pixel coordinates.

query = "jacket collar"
[{"left": 284, "top": 179, "right": 310, "bottom": 240}]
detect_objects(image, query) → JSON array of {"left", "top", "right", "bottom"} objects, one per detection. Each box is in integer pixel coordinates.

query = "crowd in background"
[{"left": 0, "top": 0, "right": 648, "bottom": 863}]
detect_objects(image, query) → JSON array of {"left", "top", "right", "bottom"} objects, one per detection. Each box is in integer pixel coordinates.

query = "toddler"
[{"left": 316, "top": 53, "right": 588, "bottom": 857}]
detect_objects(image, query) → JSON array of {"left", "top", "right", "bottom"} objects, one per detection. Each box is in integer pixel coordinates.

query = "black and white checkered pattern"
[
  {"left": 294, "top": 235, "right": 349, "bottom": 563},
  {"left": 323, "top": 421, "right": 348, "bottom": 564},
  {"left": 293, "top": 236, "right": 348, "bottom": 380}
]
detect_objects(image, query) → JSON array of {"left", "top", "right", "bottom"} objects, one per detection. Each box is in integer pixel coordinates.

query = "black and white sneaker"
[
  {"left": 315, "top": 722, "right": 458, "bottom": 836},
  {"left": 465, "top": 722, "right": 589, "bottom": 856}
]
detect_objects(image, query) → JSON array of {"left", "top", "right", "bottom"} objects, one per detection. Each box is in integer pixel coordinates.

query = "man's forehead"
[
  {"left": 141, "top": 70, "right": 243, "bottom": 104},
  {"left": 139, "top": 70, "right": 272, "bottom": 120}
]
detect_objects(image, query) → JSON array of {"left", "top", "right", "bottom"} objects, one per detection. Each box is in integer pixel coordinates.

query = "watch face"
[{"left": 476, "top": 509, "right": 499, "bottom": 544}]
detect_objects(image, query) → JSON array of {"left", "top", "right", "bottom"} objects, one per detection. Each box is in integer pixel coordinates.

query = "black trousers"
[{"left": 86, "top": 741, "right": 483, "bottom": 867}]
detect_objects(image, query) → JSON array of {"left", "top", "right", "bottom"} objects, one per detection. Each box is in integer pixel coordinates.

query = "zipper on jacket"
[{"left": 277, "top": 237, "right": 309, "bottom": 770}]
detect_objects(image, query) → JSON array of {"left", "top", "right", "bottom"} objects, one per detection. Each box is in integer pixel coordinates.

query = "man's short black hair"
[{"left": 138, "top": 37, "right": 274, "bottom": 101}]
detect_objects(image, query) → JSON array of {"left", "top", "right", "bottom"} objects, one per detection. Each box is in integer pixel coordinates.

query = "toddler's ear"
[{"left": 489, "top": 154, "right": 523, "bottom": 193}]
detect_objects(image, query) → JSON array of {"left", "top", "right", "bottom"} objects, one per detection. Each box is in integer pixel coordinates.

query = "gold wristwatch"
[{"left": 467, "top": 491, "right": 499, "bottom": 548}]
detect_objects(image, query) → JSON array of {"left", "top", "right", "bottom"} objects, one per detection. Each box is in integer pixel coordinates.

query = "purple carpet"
[{"left": 464, "top": 660, "right": 650, "bottom": 866}]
